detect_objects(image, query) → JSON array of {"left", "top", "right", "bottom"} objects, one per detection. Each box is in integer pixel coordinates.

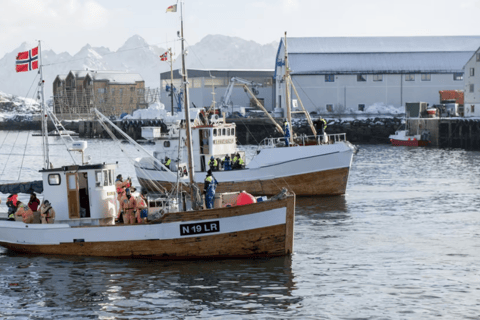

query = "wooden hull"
[
  {"left": 391, "top": 139, "right": 429, "bottom": 147},
  {"left": 0, "top": 196, "right": 295, "bottom": 259},
  {"left": 139, "top": 167, "right": 349, "bottom": 196}
]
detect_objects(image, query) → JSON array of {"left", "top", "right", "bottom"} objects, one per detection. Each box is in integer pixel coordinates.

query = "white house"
[
  {"left": 463, "top": 48, "right": 480, "bottom": 117},
  {"left": 275, "top": 36, "right": 480, "bottom": 114}
]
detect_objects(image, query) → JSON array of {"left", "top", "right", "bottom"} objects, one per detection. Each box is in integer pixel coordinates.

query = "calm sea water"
[{"left": 0, "top": 131, "right": 479, "bottom": 319}]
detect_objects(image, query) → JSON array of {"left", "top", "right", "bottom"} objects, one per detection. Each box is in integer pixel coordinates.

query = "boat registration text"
[{"left": 180, "top": 221, "right": 220, "bottom": 236}]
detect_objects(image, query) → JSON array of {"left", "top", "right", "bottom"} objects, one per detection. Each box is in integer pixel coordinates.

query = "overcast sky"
[{"left": 1, "top": 0, "right": 480, "bottom": 58}]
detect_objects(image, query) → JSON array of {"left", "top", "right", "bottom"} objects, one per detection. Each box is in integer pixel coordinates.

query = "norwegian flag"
[
  {"left": 160, "top": 51, "right": 168, "bottom": 61},
  {"left": 16, "top": 47, "right": 39, "bottom": 72}
]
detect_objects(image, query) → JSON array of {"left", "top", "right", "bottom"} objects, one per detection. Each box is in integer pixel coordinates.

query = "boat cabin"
[
  {"left": 143, "top": 121, "right": 243, "bottom": 173},
  {"left": 40, "top": 163, "right": 117, "bottom": 226}
]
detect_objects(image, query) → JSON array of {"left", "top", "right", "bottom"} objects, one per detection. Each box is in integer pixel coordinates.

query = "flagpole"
[{"left": 38, "top": 40, "right": 50, "bottom": 169}]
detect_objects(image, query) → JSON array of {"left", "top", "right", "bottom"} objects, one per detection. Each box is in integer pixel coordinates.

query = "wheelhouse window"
[
  {"left": 164, "top": 141, "right": 170, "bottom": 148},
  {"left": 222, "top": 128, "right": 226, "bottom": 136},
  {"left": 326, "top": 104, "right": 333, "bottom": 112},
  {"left": 421, "top": 74, "right": 431, "bottom": 81},
  {"left": 358, "top": 104, "right": 365, "bottom": 111},
  {"left": 103, "top": 170, "right": 109, "bottom": 186},
  {"left": 357, "top": 74, "right": 367, "bottom": 82},
  {"left": 231, "top": 128, "right": 235, "bottom": 136},
  {"left": 48, "top": 174, "right": 61, "bottom": 186},
  {"left": 454, "top": 73, "right": 463, "bottom": 81},
  {"left": 325, "top": 75, "right": 334, "bottom": 82},
  {"left": 213, "top": 129, "right": 217, "bottom": 137},
  {"left": 472, "top": 105, "right": 475, "bottom": 113},
  {"left": 405, "top": 74, "right": 415, "bottom": 81},
  {"left": 373, "top": 74, "right": 383, "bottom": 82},
  {"left": 95, "top": 170, "right": 102, "bottom": 187}
]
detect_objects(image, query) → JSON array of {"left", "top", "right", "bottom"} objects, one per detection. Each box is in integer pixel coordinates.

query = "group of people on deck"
[
  {"left": 208, "top": 153, "right": 244, "bottom": 171},
  {"left": 115, "top": 174, "right": 148, "bottom": 225},
  {"left": 4, "top": 192, "right": 55, "bottom": 224}
]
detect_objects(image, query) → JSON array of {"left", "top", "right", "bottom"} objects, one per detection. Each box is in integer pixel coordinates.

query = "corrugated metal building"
[
  {"left": 463, "top": 48, "right": 480, "bottom": 117},
  {"left": 160, "top": 69, "right": 274, "bottom": 113},
  {"left": 275, "top": 36, "right": 480, "bottom": 113}
]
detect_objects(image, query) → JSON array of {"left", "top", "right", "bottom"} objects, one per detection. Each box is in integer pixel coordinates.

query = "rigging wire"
[
  {"left": 0, "top": 131, "right": 21, "bottom": 178},
  {"left": 17, "top": 131, "right": 31, "bottom": 181}
]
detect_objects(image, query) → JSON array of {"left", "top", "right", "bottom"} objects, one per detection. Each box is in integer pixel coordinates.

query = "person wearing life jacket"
[
  {"left": 40, "top": 200, "right": 56, "bottom": 224},
  {"left": 223, "top": 154, "right": 231, "bottom": 171},
  {"left": 115, "top": 174, "right": 130, "bottom": 201},
  {"left": 28, "top": 193, "right": 40, "bottom": 212},
  {"left": 284, "top": 119, "right": 291, "bottom": 147},
  {"left": 16, "top": 202, "right": 34, "bottom": 224},
  {"left": 203, "top": 170, "right": 218, "bottom": 209},
  {"left": 232, "top": 154, "right": 239, "bottom": 170},
  {"left": 135, "top": 189, "right": 148, "bottom": 224},
  {"left": 208, "top": 156, "right": 217, "bottom": 171},
  {"left": 164, "top": 156, "right": 171, "bottom": 170},
  {"left": 232, "top": 153, "right": 244, "bottom": 169},
  {"left": 119, "top": 188, "right": 137, "bottom": 225},
  {"left": 317, "top": 117, "right": 327, "bottom": 135},
  {"left": 6, "top": 193, "right": 19, "bottom": 221}
]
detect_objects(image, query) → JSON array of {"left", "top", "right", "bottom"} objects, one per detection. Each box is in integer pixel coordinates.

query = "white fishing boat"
[
  {"left": 134, "top": 33, "right": 355, "bottom": 196},
  {"left": 0, "top": 3, "right": 296, "bottom": 259}
]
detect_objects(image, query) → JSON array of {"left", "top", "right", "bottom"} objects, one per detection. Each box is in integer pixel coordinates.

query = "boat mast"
[
  {"left": 284, "top": 32, "right": 293, "bottom": 146},
  {"left": 169, "top": 47, "right": 175, "bottom": 114},
  {"left": 39, "top": 40, "right": 50, "bottom": 169},
  {"left": 179, "top": 1, "right": 197, "bottom": 207}
]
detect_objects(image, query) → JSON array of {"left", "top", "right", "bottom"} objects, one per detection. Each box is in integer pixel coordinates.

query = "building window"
[
  {"left": 454, "top": 73, "right": 463, "bottom": 81},
  {"left": 470, "top": 68, "right": 475, "bottom": 76},
  {"left": 470, "top": 84, "right": 474, "bottom": 93},
  {"left": 357, "top": 74, "right": 366, "bottom": 82},
  {"left": 98, "top": 88, "right": 106, "bottom": 93},
  {"left": 477, "top": 53, "right": 480, "bottom": 62},
  {"left": 358, "top": 104, "right": 365, "bottom": 111},
  {"left": 472, "top": 105, "right": 475, "bottom": 113},
  {"left": 373, "top": 74, "right": 383, "bottom": 82},
  {"left": 421, "top": 74, "right": 431, "bottom": 81},
  {"left": 326, "top": 104, "right": 333, "bottom": 112},
  {"left": 325, "top": 75, "right": 334, "bottom": 82},
  {"left": 405, "top": 74, "right": 415, "bottom": 81},
  {"left": 119, "top": 88, "right": 123, "bottom": 95},
  {"left": 130, "top": 97, "right": 134, "bottom": 103},
  {"left": 111, "top": 88, "right": 115, "bottom": 94}
]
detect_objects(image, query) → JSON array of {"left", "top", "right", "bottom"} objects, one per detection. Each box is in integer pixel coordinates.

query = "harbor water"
[{"left": 0, "top": 131, "right": 479, "bottom": 318}]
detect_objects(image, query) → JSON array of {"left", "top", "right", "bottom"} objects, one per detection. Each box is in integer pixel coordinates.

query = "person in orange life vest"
[
  {"left": 135, "top": 189, "right": 148, "bottom": 224},
  {"left": 40, "top": 200, "right": 56, "bottom": 224},
  {"left": 28, "top": 193, "right": 41, "bottom": 212},
  {"left": 119, "top": 188, "right": 137, "bottom": 225},
  {"left": 6, "top": 193, "right": 19, "bottom": 221},
  {"left": 115, "top": 174, "right": 131, "bottom": 201},
  {"left": 16, "top": 202, "right": 34, "bottom": 224}
]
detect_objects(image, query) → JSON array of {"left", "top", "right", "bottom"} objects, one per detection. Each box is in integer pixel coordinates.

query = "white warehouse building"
[
  {"left": 464, "top": 48, "right": 480, "bottom": 117},
  {"left": 275, "top": 36, "right": 480, "bottom": 114}
]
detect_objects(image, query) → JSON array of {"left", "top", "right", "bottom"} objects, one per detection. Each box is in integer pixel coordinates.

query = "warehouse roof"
[{"left": 276, "top": 36, "right": 480, "bottom": 75}]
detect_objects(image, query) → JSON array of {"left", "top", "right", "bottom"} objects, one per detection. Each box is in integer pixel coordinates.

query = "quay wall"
[{"left": 4, "top": 117, "right": 480, "bottom": 150}]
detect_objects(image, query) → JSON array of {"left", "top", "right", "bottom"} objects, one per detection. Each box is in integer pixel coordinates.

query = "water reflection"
[{"left": 0, "top": 250, "right": 300, "bottom": 318}]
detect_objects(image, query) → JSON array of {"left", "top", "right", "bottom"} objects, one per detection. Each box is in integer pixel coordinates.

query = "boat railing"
[{"left": 258, "top": 133, "right": 348, "bottom": 148}]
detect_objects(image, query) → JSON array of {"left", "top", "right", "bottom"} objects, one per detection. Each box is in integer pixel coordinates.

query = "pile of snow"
[
  {"left": 123, "top": 102, "right": 200, "bottom": 123},
  {"left": 0, "top": 91, "right": 41, "bottom": 121},
  {"left": 363, "top": 102, "right": 402, "bottom": 114}
]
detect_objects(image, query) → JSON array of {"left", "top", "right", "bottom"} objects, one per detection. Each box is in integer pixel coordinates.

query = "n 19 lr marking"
[{"left": 180, "top": 221, "right": 220, "bottom": 236}]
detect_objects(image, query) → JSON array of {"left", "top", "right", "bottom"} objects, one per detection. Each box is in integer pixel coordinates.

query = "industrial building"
[
  {"left": 275, "top": 36, "right": 480, "bottom": 114},
  {"left": 160, "top": 69, "right": 274, "bottom": 114},
  {"left": 464, "top": 48, "right": 480, "bottom": 117}
]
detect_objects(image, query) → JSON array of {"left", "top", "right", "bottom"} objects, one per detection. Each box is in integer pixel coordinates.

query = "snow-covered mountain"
[{"left": 0, "top": 35, "right": 278, "bottom": 99}]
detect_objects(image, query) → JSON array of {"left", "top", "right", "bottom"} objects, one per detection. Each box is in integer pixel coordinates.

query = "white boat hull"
[
  {"left": 135, "top": 142, "right": 354, "bottom": 196},
  {"left": 0, "top": 197, "right": 295, "bottom": 259}
]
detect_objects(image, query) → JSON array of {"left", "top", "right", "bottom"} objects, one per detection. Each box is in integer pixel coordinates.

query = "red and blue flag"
[{"left": 16, "top": 47, "right": 39, "bottom": 73}]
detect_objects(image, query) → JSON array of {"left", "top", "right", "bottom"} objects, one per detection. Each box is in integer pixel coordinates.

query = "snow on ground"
[{"left": 123, "top": 102, "right": 201, "bottom": 123}]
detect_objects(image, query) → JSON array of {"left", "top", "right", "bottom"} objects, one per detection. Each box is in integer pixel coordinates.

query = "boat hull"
[
  {"left": 0, "top": 196, "right": 295, "bottom": 259},
  {"left": 136, "top": 142, "right": 354, "bottom": 196},
  {"left": 390, "top": 139, "right": 429, "bottom": 147}
]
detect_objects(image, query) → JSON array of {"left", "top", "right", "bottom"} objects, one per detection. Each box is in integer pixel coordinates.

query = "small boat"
[{"left": 389, "top": 129, "right": 430, "bottom": 147}]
